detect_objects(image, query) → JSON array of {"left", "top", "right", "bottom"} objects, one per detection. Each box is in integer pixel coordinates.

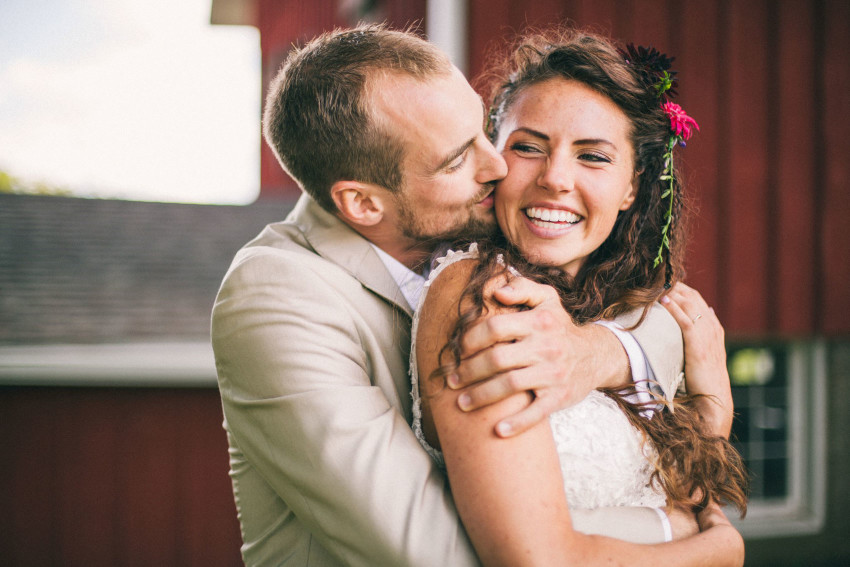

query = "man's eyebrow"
[{"left": 434, "top": 136, "right": 476, "bottom": 173}]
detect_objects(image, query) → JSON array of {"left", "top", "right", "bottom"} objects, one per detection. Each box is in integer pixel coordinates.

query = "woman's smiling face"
[{"left": 493, "top": 78, "right": 638, "bottom": 276}]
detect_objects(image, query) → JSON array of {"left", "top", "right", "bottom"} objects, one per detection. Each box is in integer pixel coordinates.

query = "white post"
[{"left": 426, "top": 0, "right": 468, "bottom": 75}]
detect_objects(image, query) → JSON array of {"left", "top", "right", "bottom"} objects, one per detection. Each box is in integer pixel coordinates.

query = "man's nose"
[{"left": 476, "top": 139, "right": 508, "bottom": 183}]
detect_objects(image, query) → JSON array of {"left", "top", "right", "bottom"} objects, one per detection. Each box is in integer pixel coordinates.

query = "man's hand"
[
  {"left": 661, "top": 282, "right": 734, "bottom": 438},
  {"left": 449, "top": 276, "right": 631, "bottom": 437},
  {"left": 696, "top": 502, "right": 745, "bottom": 566}
]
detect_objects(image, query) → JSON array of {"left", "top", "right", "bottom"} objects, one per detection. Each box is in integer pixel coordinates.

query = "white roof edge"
[{"left": 0, "top": 342, "right": 218, "bottom": 387}]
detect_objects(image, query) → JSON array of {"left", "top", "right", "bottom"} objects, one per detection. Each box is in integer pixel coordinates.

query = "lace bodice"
[{"left": 409, "top": 245, "right": 666, "bottom": 509}]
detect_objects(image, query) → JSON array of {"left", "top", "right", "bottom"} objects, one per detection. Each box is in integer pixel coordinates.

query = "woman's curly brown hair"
[
  {"left": 430, "top": 26, "right": 748, "bottom": 515},
  {"left": 485, "top": 26, "right": 687, "bottom": 321}
]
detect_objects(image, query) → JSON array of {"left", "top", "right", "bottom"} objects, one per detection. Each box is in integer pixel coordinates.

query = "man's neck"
[
  {"left": 376, "top": 241, "right": 433, "bottom": 272},
  {"left": 341, "top": 217, "right": 434, "bottom": 271}
]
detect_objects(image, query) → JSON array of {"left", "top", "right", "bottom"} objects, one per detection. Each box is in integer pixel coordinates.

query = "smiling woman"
[
  {"left": 411, "top": 26, "right": 748, "bottom": 567},
  {"left": 0, "top": 0, "right": 260, "bottom": 204}
]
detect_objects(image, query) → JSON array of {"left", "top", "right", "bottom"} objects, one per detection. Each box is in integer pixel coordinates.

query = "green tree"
[{"left": 0, "top": 169, "right": 71, "bottom": 196}]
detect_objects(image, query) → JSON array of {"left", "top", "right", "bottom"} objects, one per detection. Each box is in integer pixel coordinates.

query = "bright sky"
[{"left": 0, "top": 0, "right": 260, "bottom": 204}]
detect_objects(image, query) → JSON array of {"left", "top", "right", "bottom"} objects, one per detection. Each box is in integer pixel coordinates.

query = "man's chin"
[
  {"left": 403, "top": 212, "right": 498, "bottom": 246},
  {"left": 449, "top": 216, "right": 499, "bottom": 241}
]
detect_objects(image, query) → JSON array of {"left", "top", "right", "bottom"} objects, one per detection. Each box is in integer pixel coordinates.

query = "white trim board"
[{"left": 0, "top": 342, "right": 217, "bottom": 387}]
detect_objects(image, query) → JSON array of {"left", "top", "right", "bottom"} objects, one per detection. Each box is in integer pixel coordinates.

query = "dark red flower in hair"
[{"left": 619, "top": 43, "right": 679, "bottom": 99}]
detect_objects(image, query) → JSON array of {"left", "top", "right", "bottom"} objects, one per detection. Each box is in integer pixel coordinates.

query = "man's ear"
[{"left": 331, "top": 180, "right": 387, "bottom": 227}]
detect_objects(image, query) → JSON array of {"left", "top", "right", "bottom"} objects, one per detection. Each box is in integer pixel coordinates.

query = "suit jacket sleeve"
[
  {"left": 212, "top": 249, "right": 480, "bottom": 567},
  {"left": 565, "top": 303, "right": 687, "bottom": 544},
  {"left": 543, "top": 303, "right": 678, "bottom": 544},
  {"left": 616, "top": 303, "right": 685, "bottom": 402},
  {"left": 570, "top": 506, "right": 669, "bottom": 543}
]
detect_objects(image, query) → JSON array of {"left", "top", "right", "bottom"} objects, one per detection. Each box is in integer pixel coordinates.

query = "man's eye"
[{"left": 447, "top": 154, "right": 467, "bottom": 172}]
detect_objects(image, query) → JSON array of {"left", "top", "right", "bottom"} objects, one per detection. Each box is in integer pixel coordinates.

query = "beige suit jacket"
[{"left": 212, "top": 194, "right": 684, "bottom": 566}]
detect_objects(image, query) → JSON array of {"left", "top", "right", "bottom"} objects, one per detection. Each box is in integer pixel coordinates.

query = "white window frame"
[{"left": 730, "top": 341, "right": 827, "bottom": 539}]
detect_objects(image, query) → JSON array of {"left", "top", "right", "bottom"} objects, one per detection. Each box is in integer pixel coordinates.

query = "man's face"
[{"left": 371, "top": 67, "right": 508, "bottom": 245}]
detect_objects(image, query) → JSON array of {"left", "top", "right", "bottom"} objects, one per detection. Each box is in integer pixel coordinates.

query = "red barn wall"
[{"left": 0, "top": 387, "right": 243, "bottom": 566}]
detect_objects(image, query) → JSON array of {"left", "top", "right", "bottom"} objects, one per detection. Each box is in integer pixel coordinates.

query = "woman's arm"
[
  {"left": 417, "top": 261, "right": 743, "bottom": 566},
  {"left": 418, "top": 259, "right": 580, "bottom": 565},
  {"left": 661, "top": 283, "right": 734, "bottom": 438}
]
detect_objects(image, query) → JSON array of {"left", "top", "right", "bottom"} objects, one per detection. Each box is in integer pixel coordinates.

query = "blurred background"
[{"left": 1, "top": 1, "right": 848, "bottom": 565}]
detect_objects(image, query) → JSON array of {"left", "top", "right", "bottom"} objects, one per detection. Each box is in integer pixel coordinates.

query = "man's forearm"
[
  {"left": 618, "top": 304, "right": 685, "bottom": 402},
  {"left": 580, "top": 322, "right": 632, "bottom": 389}
]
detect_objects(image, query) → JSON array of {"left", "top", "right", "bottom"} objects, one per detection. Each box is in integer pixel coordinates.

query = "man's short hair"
[{"left": 262, "top": 24, "right": 451, "bottom": 212}]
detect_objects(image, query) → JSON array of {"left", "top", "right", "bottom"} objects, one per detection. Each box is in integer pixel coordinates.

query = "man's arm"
[
  {"left": 615, "top": 302, "right": 685, "bottom": 404},
  {"left": 212, "top": 250, "right": 478, "bottom": 567},
  {"left": 436, "top": 272, "right": 675, "bottom": 543},
  {"left": 448, "top": 276, "right": 633, "bottom": 436}
]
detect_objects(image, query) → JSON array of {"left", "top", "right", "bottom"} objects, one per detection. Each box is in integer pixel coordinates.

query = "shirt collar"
[{"left": 370, "top": 244, "right": 426, "bottom": 310}]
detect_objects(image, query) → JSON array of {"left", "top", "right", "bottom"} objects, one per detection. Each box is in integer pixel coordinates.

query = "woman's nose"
[{"left": 537, "top": 155, "right": 573, "bottom": 192}]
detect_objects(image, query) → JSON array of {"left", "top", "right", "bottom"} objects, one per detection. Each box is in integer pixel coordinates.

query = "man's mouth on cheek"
[{"left": 476, "top": 187, "right": 496, "bottom": 207}]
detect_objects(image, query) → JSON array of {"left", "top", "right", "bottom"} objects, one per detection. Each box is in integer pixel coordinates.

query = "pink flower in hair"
[{"left": 662, "top": 101, "right": 700, "bottom": 141}]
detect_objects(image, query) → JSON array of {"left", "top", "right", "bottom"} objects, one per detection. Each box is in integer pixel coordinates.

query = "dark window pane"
[
  {"left": 761, "top": 457, "right": 789, "bottom": 498},
  {"left": 726, "top": 342, "right": 792, "bottom": 503}
]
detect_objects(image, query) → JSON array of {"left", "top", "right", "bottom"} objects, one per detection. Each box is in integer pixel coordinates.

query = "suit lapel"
[{"left": 287, "top": 194, "right": 414, "bottom": 318}]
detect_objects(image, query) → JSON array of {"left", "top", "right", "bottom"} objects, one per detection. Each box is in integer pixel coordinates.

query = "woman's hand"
[{"left": 661, "top": 283, "right": 734, "bottom": 438}]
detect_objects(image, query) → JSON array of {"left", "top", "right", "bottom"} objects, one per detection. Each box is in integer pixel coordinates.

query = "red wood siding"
[
  {"left": 775, "top": 0, "right": 817, "bottom": 334},
  {"left": 821, "top": 0, "right": 850, "bottom": 334},
  {"left": 0, "top": 387, "right": 242, "bottom": 567},
  {"left": 467, "top": 0, "right": 850, "bottom": 336}
]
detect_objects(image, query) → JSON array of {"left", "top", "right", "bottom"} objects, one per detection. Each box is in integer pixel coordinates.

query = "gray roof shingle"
[{"left": 0, "top": 193, "right": 294, "bottom": 344}]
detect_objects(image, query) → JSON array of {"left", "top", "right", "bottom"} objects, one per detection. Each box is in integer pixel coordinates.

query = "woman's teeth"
[{"left": 524, "top": 207, "right": 581, "bottom": 224}]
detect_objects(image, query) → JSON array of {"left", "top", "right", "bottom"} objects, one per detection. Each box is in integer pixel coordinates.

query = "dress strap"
[{"left": 409, "top": 244, "right": 481, "bottom": 467}]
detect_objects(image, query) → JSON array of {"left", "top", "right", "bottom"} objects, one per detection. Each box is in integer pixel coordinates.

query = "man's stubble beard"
[{"left": 395, "top": 185, "right": 500, "bottom": 246}]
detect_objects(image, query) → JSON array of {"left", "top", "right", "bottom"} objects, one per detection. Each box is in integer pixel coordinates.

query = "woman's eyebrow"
[
  {"left": 574, "top": 138, "right": 616, "bottom": 148},
  {"left": 511, "top": 126, "right": 549, "bottom": 140}
]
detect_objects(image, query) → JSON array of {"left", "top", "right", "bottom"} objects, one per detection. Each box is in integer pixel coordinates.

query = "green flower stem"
[{"left": 653, "top": 136, "right": 679, "bottom": 268}]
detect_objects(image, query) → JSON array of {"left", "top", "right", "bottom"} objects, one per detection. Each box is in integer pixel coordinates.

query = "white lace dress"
[{"left": 409, "top": 245, "right": 666, "bottom": 510}]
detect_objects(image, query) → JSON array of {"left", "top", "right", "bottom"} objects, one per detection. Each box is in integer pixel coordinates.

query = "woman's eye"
[
  {"left": 510, "top": 142, "right": 542, "bottom": 154},
  {"left": 580, "top": 152, "right": 612, "bottom": 164}
]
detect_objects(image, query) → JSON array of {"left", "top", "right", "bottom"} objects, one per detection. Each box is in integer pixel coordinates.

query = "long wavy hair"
[
  {"left": 485, "top": 26, "right": 687, "bottom": 321},
  {"left": 431, "top": 28, "right": 748, "bottom": 515}
]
